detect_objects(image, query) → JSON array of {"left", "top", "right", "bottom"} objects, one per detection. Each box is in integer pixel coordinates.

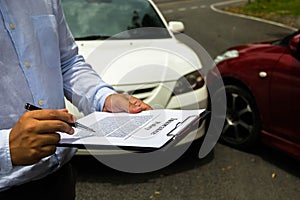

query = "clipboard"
[{"left": 58, "top": 109, "right": 210, "bottom": 151}]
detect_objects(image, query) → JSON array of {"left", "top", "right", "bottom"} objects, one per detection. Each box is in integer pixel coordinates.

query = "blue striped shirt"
[{"left": 0, "top": 0, "right": 115, "bottom": 191}]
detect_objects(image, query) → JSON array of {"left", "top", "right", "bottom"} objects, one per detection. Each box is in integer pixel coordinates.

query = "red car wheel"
[{"left": 220, "top": 84, "right": 260, "bottom": 150}]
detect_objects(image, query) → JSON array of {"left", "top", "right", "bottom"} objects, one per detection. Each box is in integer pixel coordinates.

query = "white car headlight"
[
  {"left": 214, "top": 50, "right": 239, "bottom": 64},
  {"left": 173, "top": 71, "right": 205, "bottom": 95}
]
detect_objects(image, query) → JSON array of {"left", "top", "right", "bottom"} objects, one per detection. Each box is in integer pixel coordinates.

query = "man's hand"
[
  {"left": 9, "top": 109, "right": 76, "bottom": 166},
  {"left": 103, "top": 94, "right": 152, "bottom": 113}
]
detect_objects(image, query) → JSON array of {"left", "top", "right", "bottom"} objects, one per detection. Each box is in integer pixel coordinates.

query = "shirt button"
[
  {"left": 38, "top": 100, "right": 44, "bottom": 106},
  {"left": 9, "top": 23, "right": 15, "bottom": 30},
  {"left": 24, "top": 62, "right": 31, "bottom": 68}
]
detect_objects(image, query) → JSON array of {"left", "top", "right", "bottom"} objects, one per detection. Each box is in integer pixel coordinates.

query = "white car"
[{"left": 61, "top": 0, "right": 208, "bottom": 155}]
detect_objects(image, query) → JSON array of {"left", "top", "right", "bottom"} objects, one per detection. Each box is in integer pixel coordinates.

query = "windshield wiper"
[{"left": 75, "top": 35, "right": 110, "bottom": 40}]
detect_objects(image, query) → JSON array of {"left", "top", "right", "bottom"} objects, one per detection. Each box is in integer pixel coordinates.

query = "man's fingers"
[
  {"left": 23, "top": 132, "right": 61, "bottom": 147},
  {"left": 129, "top": 96, "right": 152, "bottom": 112},
  {"left": 103, "top": 94, "right": 152, "bottom": 113},
  {"left": 36, "top": 120, "right": 75, "bottom": 135},
  {"left": 38, "top": 132, "right": 61, "bottom": 145},
  {"left": 25, "top": 109, "right": 76, "bottom": 124},
  {"left": 40, "top": 145, "right": 58, "bottom": 158},
  {"left": 23, "top": 110, "right": 76, "bottom": 134},
  {"left": 128, "top": 103, "right": 142, "bottom": 113}
]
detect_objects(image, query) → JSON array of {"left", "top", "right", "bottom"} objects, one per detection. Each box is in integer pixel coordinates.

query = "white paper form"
[{"left": 59, "top": 109, "right": 206, "bottom": 149}]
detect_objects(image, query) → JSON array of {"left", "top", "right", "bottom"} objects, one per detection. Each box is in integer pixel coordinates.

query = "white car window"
[{"left": 62, "top": 0, "right": 171, "bottom": 39}]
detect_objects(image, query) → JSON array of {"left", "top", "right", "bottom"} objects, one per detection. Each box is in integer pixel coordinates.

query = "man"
[{"left": 0, "top": 0, "right": 151, "bottom": 198}]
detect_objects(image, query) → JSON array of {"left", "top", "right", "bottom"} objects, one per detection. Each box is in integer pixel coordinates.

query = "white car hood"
[{"left": 76, "top": 39, "right": 202, "bottom": 85}]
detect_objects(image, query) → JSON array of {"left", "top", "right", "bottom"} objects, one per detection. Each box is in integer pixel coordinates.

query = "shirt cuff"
[{"left": 0, "top": 129, "right": 13, "bottom": 174}]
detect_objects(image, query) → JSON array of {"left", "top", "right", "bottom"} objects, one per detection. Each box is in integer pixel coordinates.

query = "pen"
[{"left": 24, "top": 103, "right": 95, "bottom": 133}]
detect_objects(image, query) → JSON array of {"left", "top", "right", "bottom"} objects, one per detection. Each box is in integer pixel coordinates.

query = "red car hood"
[{"left": 227, "top": 41, "right": 286, "bottom": 55}]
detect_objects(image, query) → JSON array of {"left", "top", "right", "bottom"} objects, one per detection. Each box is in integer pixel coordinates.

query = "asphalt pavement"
[
  {"left": 73, "top": 143, "right": 300, "bottom": 200},
  {"left": 156, "top": 0, "right": 295, "bottom": 57}
]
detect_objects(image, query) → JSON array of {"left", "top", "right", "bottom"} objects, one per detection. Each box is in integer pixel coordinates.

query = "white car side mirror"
[{"left": 168, "top": 21, "right": 185, "bottom": 33}]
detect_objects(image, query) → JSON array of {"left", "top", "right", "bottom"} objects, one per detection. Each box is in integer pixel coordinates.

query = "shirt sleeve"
[
  {"left": 54, "top": 0, "right": 116, "bottom": 114},
  {"left": 0, "top": 129, "right": 13, "bottom": 174}
]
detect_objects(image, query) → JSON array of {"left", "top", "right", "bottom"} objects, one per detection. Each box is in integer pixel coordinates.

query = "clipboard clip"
[
  {"left": 166, "top": 110, "right": 211, "bottom": 138},
  {"left": 166, "top": 115, "right": 198, "bottom": 137}
]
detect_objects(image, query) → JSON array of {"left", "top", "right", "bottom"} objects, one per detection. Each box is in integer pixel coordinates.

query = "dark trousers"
[{"left": 0, "top": 163, "right": 76, "bottom": 200}]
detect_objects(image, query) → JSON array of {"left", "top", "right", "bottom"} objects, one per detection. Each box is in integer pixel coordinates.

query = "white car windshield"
[{"left": 62, "top": 0, "right": 171, "bottom": 40}]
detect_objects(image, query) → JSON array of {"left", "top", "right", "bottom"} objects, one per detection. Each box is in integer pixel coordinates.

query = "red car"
[{"left": 212, "top": 30, "right": 300, "bottom": 158}]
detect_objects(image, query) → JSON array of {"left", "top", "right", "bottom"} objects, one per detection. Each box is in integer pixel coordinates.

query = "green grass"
[
  {"left": 224, "top": 0, "right": 300, "bottom": 28},
  {"left": 242, "top": 0, "right": 300, "bottom": 16}
]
